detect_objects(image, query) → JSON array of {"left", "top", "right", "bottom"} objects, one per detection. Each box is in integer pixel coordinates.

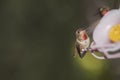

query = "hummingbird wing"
[{"left": 74, "top": 42, "right": 87, "bottom": 58}]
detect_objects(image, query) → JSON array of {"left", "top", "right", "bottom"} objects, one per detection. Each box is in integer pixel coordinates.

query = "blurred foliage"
[{"left": 0, "top": 0, "right": 120, "bottom": 80}]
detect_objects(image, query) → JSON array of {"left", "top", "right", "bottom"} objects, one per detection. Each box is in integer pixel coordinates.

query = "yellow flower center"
[{"left": 109, "top": 24, "right": 120, "bottom": 42}]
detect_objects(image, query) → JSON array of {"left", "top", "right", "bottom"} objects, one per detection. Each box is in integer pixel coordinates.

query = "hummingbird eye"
[{"left": 76, "top": 30, "right": 80, "bottom": 34}]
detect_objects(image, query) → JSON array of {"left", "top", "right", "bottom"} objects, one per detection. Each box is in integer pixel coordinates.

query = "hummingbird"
[{"left": 74, "top": 28, "right": 91, "bottom": 58}]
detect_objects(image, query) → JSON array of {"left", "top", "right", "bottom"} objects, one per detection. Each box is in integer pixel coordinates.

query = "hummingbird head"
[
  {"left": 76, "top": 28, "right": 87, "bottom": 41},
  {"left": 99, "top": 7, "right": 109, "bottom": 17}
]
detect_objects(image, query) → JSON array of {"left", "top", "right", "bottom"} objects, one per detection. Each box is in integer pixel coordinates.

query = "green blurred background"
[{"left": 0, "top": 0, "right": 120, "bottom": 80}]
